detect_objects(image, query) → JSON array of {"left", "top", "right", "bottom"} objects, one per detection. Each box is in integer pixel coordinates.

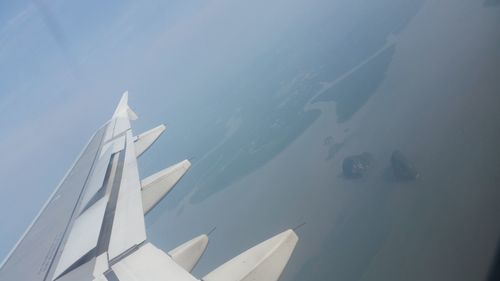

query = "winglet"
[
  {"left": 113, "top": 91, "right": 138, "bottom": 120},
  {"left": 113, "top": 91, "right": 129, "bottom": 117}
]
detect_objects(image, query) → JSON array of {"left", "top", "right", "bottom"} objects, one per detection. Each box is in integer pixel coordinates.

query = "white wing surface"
[{"left": 0, "top": 92, "right": 298, "bottom": 281}]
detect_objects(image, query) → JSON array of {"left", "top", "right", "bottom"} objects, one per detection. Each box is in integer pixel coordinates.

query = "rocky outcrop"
[
  {"left": 390, "top": 150, "right": 419, "bottom": 180},
  {"left": 342, "top": 152, "right": 373, "bottom": 178}
]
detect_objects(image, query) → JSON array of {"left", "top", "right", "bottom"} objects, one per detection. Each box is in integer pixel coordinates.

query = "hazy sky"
[
  {"left": 0, "top": 0, "right": 207, "bottom": 258},
  {"left": 0, "top": 0, "right": 335, "bottom": 261}
]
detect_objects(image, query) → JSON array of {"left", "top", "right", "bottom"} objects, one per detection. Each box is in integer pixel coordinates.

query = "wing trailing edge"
[
  {"left": 109, "top": 243, "right": 198, "bottom": 281},
  {"left": 104, "top": 229, "right": 298, "bottom": 281}
]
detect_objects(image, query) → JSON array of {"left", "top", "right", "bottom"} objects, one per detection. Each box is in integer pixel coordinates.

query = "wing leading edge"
[{"left": 0, "top": 92, "right": 298, "bottom": 281}]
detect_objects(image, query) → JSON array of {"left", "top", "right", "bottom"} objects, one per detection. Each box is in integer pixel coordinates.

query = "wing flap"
[
  {"left": 53, "top": 196, "right": 109, "bottom": 279},
  {"left": 78, "top": 146, "right": 114, "bottom": 214}
]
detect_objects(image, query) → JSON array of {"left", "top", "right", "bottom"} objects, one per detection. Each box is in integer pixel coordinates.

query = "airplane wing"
[{"left": 0, "top": 92, "right": 298, "bottom": 281}]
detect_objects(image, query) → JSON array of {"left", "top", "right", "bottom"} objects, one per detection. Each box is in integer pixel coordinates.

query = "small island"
[
  {"left": 342, "top": 152, "right": 373, "bottom": 178},
  {"left": 390, "top": 150, "right": 419, "bottom": 180}
]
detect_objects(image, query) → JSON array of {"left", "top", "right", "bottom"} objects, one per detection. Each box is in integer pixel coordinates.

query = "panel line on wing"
[
  {"left": 95, "top": 151, "right": 126, "bottom": 257},
  {"left": 103, "top": 270, "right": 120, "bottom": 281},
  {"left": 53, "top": 248, "right": 96, "bottom": 280},
  {"left": 78, "top": 153, "right": 116, "bottom": 214}
]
